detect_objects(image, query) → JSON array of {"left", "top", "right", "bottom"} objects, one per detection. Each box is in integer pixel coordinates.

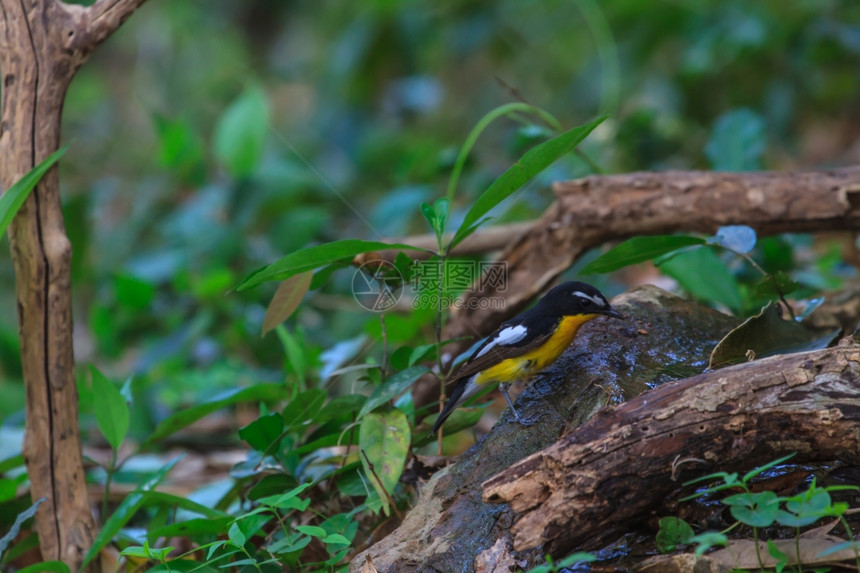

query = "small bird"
[{"left": 431, "top": 281, "right": 623, "bottom": 434}]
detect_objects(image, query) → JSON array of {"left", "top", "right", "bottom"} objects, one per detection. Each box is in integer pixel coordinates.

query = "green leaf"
[
  {"left": 81, "top": 456, "right": 182, "bottom": 569},
  {"left": 139, "top": 491, "right": 229, "bottom": 519},
  {"left": 145, "top": 384, "right": 288, "bottom": 445},
  {"left": 281, "top": 388, "right": 327, "bottom": 428},
  {"left": 767, "top": 539, "right": 788, "bottom": 573},
  {"left": 655, "top": 516, "right": 695, "bottom": 553},
  {"left": 445, "top": 103, "right": 562, "bottom": 207},
  {"left": 723, "top": 491, "right": 779, "bottom": 527},
  {"left": 0, "top": 146, "right": 68, "bottom": 239},
  {"left": 213, "top": 84, "right": 269, "bottom": 177},
  {"left": 358, "top": 366, "right": 428, "bottom": 418},
  {"left": 448, "top": 115, "right": 607, "bottom": 251},
  {"left": 691, "top": 532, "right": 728, "bottom": 557},
  {"left": 705, "top": 108, "right": 765, "bottom": 171},
  {"left": 275, "top": 326, "right": 306, "bottom": 387},
  {"left": 581, "top": 235, "right": 706, "bottom": 274},
  {"left": 0, "top": 497, "right": 45, "bottom": 556},
  {"left": 752, "top": 271, "right": 799, "bottom": 299},
  {"left": 658, "top": 247, "right": 743, "bottom": 313},
  {"left": 147, "top": 517, "right": 232, "bottom": 540},
  {"left": 239, "top": 413, "right": 284, "bottom": 452},
  {"left": 89, "top": 365, "right": 129, "bottom": 453},
  {"left": 227, "top": 522, "right": 246, "bottom": 547},
  {"left": 359, "top": 408, "right": 410, "bottom": 516},
  {"left": 14, "top": 562, "right": 70, "bottom": 573},
  {"left": 295, "top": 525, "right": 327, "bottom": 538},
  {"left": 413, "top": 405, "right": 488, "bottom": 446},
  {"left": 262, "top": 271, "right": 313, "bottom": 336},
  {"left": 709, "top": 303, "right": 840, "bottom": 369},
  {"left": 235, "top": 239, "right": 423, "bottom": 291}
]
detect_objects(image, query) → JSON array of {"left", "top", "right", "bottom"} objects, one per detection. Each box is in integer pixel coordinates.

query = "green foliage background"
[{"left": 0, "top": 0, "right": 859, "bottom": 568}]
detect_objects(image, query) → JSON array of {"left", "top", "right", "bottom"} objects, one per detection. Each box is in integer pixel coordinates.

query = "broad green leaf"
[
  {"left": 691, "top": 532, "right": 728, "bottom": 557},
  {"left": 449, "top": 115, "right": 607, "bottom": 251},
  {"left": 724, "top": 491, "right": 779, "bottom": 527},
  {"left": 0, "top": 146, "right": 68, "bottom": 239},
  {"left": 581, "top": 235, "right": 706, "bottom": 274},
  {"left": 89, "top": 365, "right": 129, "bottom": 453},
  {"left": 145, "top": 384, "right": 288, "bottom": 445},
  {"left": 262, "top": 271, "right": 313, "bottom": 336},
  {"left": 658, "top": 247, "right": 743, "bottom": 313},
  {"left": 359, "top": 408, "right": 410, "bottom": 516},
  {"left": 655, "top": 516, "right": 695, "bottom": 553},
  {"left": 239, "top": 413, "right": 284, "bottom": 452},
  {"left": 213, "top": 84, "right": 269, "bottom": 177},
  {"left": 705, "top": 108, "right": 765, "bottom": 171},
  {"left": 0, "top": 497, "right": 45, "bottom": 556},
  {"left": 81, "top": 456, "right": 182, "bottom": 569},
  {"left": 235, "top": 239, "right": 423, "bottom": 291},
  {"left": 256, "top": 482, "right": 313, "bottom": 510},
  {"left": 276, "top": 325, "right": 306, "bottom": 388},
  {"left": 709, "top": 225, "right": 757, "bottom": 254},
  {"left": 358, "top": 366, "right": 428, "bottom": 418},
  {"left": 709, "top": 303, "right": 840, "bottom": 369},
  {"left": 227, "top": 522, "right": 246, "bottom": 547}
]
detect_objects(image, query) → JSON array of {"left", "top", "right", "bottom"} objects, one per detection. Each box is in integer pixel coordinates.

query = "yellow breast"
[{"left": 472, "top": 314, "right": 599, "bottom": 386}]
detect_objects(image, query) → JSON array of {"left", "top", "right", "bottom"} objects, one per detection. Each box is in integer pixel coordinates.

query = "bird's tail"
[{"left": 428, "top": 376, "right": 472, "bottom": 435}]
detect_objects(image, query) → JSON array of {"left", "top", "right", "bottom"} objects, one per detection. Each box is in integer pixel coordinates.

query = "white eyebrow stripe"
[
  {"left": 475, "top": 324, "right": 528, "bottom": 358},
  {"left": 574, "top": 291, "right": 607, "bottom": 307}
]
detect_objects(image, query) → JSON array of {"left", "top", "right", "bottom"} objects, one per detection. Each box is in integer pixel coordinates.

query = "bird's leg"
[{"left": 499, "top": 382, "right": 536, "bottom": 427}]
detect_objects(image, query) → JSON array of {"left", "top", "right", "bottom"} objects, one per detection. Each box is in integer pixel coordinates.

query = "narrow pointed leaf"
[
  {"left": 236, "top": 239, "right": 423, "bottom": 291},
  {"left": 262, "top": 271, "right": 313, "bottom": 336},
  {"left": 581, "top": 235, "right": 706, "bottom": 274},
  {"left": 0, "top": 146, "right": 68, "bottom": 238},
  {"left": 90, "top": 365, "right": 130, "bottom": 453},
  {"left": 449, "top": 115, "right": 607, "bottom": 250}
]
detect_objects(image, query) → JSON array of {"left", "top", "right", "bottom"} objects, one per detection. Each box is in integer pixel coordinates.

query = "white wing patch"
[
  {"left": 475, "top": 324, "right": 528, "bottom": 358},
  {"left": 573, "top": 291, "right": 607, "bottom": 307}
]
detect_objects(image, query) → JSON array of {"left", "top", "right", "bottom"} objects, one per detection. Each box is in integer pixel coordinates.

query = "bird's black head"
[{"left": 538, "top": 281, "right": 624, "bottom": 319}]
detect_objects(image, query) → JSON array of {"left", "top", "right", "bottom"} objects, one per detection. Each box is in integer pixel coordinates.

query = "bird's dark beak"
[{"left": 602, "top": 306, "right": 625, "bottom": 320}]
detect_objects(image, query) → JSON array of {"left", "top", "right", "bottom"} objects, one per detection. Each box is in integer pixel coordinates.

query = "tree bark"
[
  {"left": 482, "top": 340, "right": 860, "bottom": 554},
  {"left": 0, "top": 0, "right": 149, "bottom": 568},
  {"left": 414, "top": 167, "right": 860, "bottom": 411}
]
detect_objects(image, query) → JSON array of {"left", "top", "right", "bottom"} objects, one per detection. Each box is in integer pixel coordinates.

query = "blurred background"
[{"left": 1, "top": 0, "right": 859, "bottom": 447}]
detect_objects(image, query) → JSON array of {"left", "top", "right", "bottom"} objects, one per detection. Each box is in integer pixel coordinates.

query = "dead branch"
[
  {"left": 413, "top": 167, "right": 860, "bottom": 411},
  {"left": 0, "top": 0, "right": 149, "bottom": 568},
  {"left": 482, "top": 341, "right": 860, "bottom": 554}
]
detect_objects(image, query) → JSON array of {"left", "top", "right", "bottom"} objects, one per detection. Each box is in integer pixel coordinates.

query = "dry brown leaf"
[
  {"left": 261, "top": 271, "right": 313, "bottom": 335},
  {"left": 708, "top": 535, "right": 860, "bottom": 569}
]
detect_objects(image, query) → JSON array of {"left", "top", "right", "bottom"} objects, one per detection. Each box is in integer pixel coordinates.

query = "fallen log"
[{"left": 482, "top": 339, "right": 860, "bottom": 554}]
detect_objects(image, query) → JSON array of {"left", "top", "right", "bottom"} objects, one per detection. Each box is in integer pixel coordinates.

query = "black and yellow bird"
[{"left": 431, "top": 281, "right": 623, "bottom": 434}]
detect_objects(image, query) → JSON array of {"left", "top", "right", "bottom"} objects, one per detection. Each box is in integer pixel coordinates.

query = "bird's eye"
[{"left": 581, "top": 299, "right": 592, "bottom": 307}]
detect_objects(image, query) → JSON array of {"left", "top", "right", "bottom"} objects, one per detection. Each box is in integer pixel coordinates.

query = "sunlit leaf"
[{"left": 709, "top": 225, "right": 757, "bottom": 254}]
